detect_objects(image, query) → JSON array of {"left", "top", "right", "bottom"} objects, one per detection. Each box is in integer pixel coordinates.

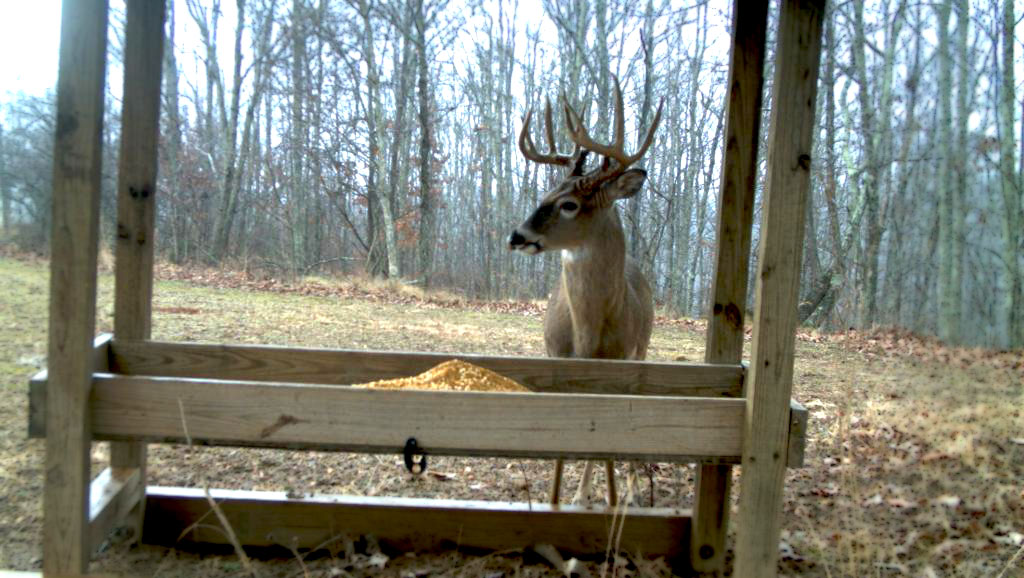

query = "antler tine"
[
  {"left": 561, "top": 93, "right": 632, "bottom": 167},
  {"left": 612, "top": 75, "right": 625, "bottom": 151},
  {"left": 632, "top": 96, "right": 665, "bottom": 163},
  {"left": 560, "top": 81, "right": 664, "bottom": 195},
  {"left": 518, "top": 104, "right": 575, "bottom": 166},
  {"left": 543, "top": 97, "right": 557, "bottom": 153},
  {"left": 518, "top": 109, "right": 540, "bottom": 160}
]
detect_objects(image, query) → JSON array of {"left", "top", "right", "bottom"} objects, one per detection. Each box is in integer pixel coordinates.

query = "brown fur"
[
  {"left": 543, "top": 208, "right": 653, "bottom": 361},
  {"left": 509, "top": 168, "right": 654, "bottom": 505},
  {"left": 510, "top": 168, "right": 654, "bottom": 362}
]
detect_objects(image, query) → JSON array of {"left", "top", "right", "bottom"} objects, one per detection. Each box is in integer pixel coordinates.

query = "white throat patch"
[{"left": 561, "top": 247, "right": 591, "bottom": 264}]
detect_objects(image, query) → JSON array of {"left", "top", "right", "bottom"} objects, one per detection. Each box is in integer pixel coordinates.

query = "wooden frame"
[
  {"left": 29, "top": 338, "right": 807, "bottom": 467},
  {"left": 36, "top": 0, "right": 824, "bottom": 574},
  {"left": 143, "top": 488, "right": 691, "bottom": 558}
]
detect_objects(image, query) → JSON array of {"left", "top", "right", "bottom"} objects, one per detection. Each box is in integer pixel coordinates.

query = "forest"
[{"left": 0, "top": 0, "right": 1021, "bottom": 349}]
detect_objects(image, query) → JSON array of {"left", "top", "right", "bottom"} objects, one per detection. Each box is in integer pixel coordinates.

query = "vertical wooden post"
[
  {"left": 112, "top": 0, "right": 167, "bottom": 538},
  {"left": 44, "top": 0, "right": 109, "bottom": 573},
  {"left": 692, "top": 1, "right": 769, "bottom": 575},
  {"left": 734, "top": 1, "right": 825, "bottom": 576}
]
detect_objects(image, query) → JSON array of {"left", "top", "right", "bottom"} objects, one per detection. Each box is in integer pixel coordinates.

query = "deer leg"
[
  {"left": 549, "top": 458, "right": 565, "bottom": 504},
  {"left": 605, "top": 460, "right": 618, "bottom": 507}
]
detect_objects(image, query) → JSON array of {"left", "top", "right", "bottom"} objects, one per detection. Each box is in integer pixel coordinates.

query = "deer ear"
[{"left": 605, "top": 168, "right": 647, "bottom": 201}]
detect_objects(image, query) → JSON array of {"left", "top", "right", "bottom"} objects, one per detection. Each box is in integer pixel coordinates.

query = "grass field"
[{"left": 1, "top": 256, "right": 1021, "bottom": 577}]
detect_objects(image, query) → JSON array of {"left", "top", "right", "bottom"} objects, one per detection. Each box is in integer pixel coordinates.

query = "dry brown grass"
[{"left": 1, "top": 256, "right": 1021, "bottom": 577}]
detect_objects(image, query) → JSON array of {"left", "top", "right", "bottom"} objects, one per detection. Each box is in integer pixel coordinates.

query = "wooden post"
[
  {"left": 691, "top": 0, "right": 769, "bottom": 575},
  {"left": 112, "top": 0, "right": 166, "bottom": 539},
  {"left": 43, "top": 0, "right": 109, "bottom": 573},
  {"left": 734, "top": 1, "right": 825, "bottom": 576}
]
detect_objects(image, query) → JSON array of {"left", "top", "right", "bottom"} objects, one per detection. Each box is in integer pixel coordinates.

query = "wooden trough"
[
  {"left": 29, "top": 336, "right": 806, "bottom": 561},
  {"left": 36, "top": 0, "right": 824, "bottom": 575}
]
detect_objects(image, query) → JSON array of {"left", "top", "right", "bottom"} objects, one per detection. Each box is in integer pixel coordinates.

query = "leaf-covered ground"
[{"left": 0, "top": 257, "right": 1021, "bottom": 577}]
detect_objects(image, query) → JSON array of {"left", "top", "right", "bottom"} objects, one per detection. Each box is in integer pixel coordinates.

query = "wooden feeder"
[{"left": 30, "top": 0, "right": 824, "bottom": 576}]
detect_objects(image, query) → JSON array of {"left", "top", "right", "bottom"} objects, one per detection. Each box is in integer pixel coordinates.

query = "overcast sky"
[{"left": 0, "top": 2, "right": 62, "bottom": 104}]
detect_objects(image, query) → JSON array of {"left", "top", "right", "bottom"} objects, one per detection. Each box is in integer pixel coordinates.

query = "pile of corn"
[{"left": 353, "top": 359, "right": 529, "bottom": 392}]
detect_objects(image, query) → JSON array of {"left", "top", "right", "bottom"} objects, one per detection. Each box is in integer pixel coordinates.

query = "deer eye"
[{"left": 558, "top": 200, "right": 580, "bottom": 217}]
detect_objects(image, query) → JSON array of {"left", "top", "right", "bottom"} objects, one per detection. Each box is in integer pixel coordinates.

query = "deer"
[{"left": 508, "top": 78, "right": 662, "bottom": 506}]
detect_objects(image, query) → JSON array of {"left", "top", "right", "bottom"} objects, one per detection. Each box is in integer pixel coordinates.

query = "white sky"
[
  {"left": 0, "top": 1, "right": 61, "bottom": 103},
  {"left": 0, "top": 1, "right": 712, "bottom": 111}
]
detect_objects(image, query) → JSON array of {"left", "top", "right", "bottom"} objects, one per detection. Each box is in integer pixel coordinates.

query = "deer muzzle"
[{"left": 508, "top": 229, "right": 542, "bottom": 255}]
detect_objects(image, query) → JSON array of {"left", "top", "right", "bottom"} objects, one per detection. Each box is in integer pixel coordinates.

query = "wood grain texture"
[
  {"left": 88, "top": 467, "right": 143, "bottom": 553},
  {"left": 25, "top": 377, "right": 806, "bottom": 467},
  {"left": 28, "top": 334, "right": 111, "bottom": 439},
  {"left": 692, "top": 464, "right": 733, "bottom": 572},
  {"left": 44, "top": 0, "right": 109, "bottom": 573},
  {"left": 85, "top": 375, "right": 746, "bottom": 461},
  {"left": 788, "top": 399, "right": 808, "bottom": 468},
  {"left": 109, "top": 339, "right": 745, "bottom": 397},
  {"left": 143, "top": 487, "right": 691, "bottom": 562},
  {"left": 704, "top": 0, "right": 770, "bottom": 364},
  {"left": 113, "top": 0, "right": 164, "bottom": 342},
  {"left": 734, "top": 1, "right": 825, "bottom": 576},
  {"left": 693, "top": 1, "right": 770, "bottom": 573},
  {"left": 110, "top": 0, "right": 165, "bottom": 490}
]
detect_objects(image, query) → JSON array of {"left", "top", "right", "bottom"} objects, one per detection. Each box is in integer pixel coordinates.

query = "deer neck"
[{"left": 559, "top": 209, "right": 627, "bottom": 319}]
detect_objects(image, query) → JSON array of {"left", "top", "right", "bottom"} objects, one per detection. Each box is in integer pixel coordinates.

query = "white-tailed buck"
[{"left": 508, "top": 78, "right": 662, "bottom": 505}]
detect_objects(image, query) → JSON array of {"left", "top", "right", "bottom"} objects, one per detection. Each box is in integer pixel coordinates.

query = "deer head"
[{"left": 507, "top": 78, "right": 663, "bottom": 255}]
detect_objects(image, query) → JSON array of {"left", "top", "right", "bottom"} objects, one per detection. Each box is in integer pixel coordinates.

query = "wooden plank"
[
  {"left": 143, "top": 487, "right": 691, "bottom": 562},
  {"left": 29, "top": 377, "right": 806, "bottom": 467},
  {"left": 44, "top": 0, "right": 109, "bottom": 573},
  {"left": 28, "top": 334, "right": 111, "bottom": 439},
  {"left": 692, "top": 0, "right": 770, "bottom": 574},
  {"left": 692, "top": 465, "right": 732, "bottom": 571},
  {"left": 787, "top": 399, "right": 808, "bottom": 468},
  {"left": 734, "top": 1, "right": 825, "bottom": 576},
  {"left": 110, "top": 0, "right": 165, "bottom": 504},
  {"left": 83, "top": 375, "right": 745, "bottom": 461},
  {"left": 704, "top": 1, "right": 770, "bottom": 362},
  {"left": 109, "top": 339, "right": 745, "bottom": 397},
  {"left": 88, "top": 467, "right": 143, "bottom": 553}
]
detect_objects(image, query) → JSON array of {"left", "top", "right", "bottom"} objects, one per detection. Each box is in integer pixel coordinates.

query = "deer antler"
[
  {"left": 561, "top": 76, "right": 664, "bottom": 192},
  {"left": 519, "top": 97, "right": 580, "bottom": 167}
]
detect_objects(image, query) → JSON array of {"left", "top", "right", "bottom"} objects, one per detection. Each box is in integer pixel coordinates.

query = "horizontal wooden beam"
[
  {"left": 88, "top": 466, "right": 143, "bottom": 552},
  {"left": 87, "top": 374, "right": 746, "bottom": 461},
  {"left": 143, "top": 487, "right": 690, "bottom": 562},
  {"left": 788, "top": 399, "right": 808, "bottom": 468},
  {"left": 28, "top": 334, "right": 111, "bottom": 438},
  {"left": 29, "top": 374, "right": 808, "bottom": 464},
  {"left": 109, "top": 339, "right": 745, "bottom": 397}
]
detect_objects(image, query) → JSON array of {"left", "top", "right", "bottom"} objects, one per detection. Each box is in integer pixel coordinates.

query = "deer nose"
[{"left": 508, "top": 230, "right": 526, "bottom": 249}]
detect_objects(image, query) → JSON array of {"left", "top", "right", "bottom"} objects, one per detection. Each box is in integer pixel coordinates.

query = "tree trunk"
[
  {"left": 387, "top": 17, "right": 413, "bottom": 280},
  {"left": 936, "top": 0, "right": 958, "bottom": 342},
  {"left": 998, "top": 0, "right": 1022, "bottom": 347},
  {"left": 0, "top": 124, "right": 10, "bottom": 231},
  {"left": 359, "top": 0, "right": 393, "bottom": 277},
  {"left": 951, "top": 0, "right": 969, "bottom": 340},
  {"left": 414, "top": 0, "right": 435, "bottom": 287}
]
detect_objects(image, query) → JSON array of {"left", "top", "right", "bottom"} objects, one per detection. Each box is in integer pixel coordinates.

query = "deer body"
[
  {"left": 544, "top": 211, "right": 653, "bottom": 362},
  {"left": 508, "top": 78, "right": 662, "bottom": 504}
]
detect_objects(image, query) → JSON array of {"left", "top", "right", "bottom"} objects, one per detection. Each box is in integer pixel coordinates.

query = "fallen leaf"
[
  {"left": 368, "top": 552, "right": 389, "bottom": 569},
  {"left": 862, "top": 494, "right": 884, "bottom": 507},
  {"left": 887, "top": 498, "right": 916, "bottom": 510}
]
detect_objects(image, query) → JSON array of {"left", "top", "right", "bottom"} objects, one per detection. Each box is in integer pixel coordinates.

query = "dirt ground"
[{"left": 1, "top": 257, "right": 1021, "bottom": 577}]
